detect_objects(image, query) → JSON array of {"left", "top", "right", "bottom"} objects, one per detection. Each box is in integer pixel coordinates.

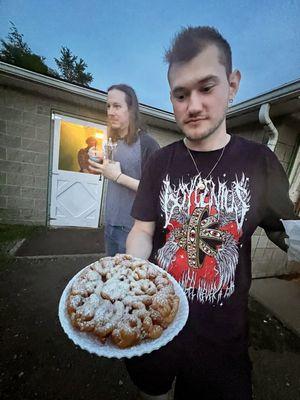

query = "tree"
[
  {"left": 0, "top": 22, "right": 52, "bottom": 75},
  {"left": 55, "top": 46, "right": 93, "bottom": 86}
]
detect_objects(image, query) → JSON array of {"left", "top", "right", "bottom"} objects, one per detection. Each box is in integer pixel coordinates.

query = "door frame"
[{"left": 47, "top": 112, "right": 107, "bottom": 228}]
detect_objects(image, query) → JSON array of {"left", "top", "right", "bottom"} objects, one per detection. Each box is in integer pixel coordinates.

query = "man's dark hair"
[
  {"left": 165, "top": 26, "right": 232, "bottom": 78},
  {"left": 107, "top": 83, "right": 141, "bottom": 145}
]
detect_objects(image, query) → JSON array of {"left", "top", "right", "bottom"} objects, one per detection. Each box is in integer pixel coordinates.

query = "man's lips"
[{"left": 185, "top": 117, "right": 207, "bottom": 124}]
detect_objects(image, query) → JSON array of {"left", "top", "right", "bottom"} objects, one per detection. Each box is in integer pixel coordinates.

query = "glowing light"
[{"left": 95, "top": 131, "right": 104, "bottom": 139}]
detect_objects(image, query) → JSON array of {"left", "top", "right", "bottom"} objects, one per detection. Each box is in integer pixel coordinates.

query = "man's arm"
[
  {"left": 265, "top": 229, "right": 288, "bottom": 252},
  {"left": 126, "top": 219, "right": 155, "bottom": 260},
  {"left": 88, "top": 159, "right": 139, "bottom": 192}
]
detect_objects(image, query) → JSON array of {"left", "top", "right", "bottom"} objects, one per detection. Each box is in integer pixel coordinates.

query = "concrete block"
[
  {"left": 19, "top": 208, "right": 34, "bottom": 219},
  {"left": 33, "top": 208, "right": 47, "bottom": 219},
  {"left": 284, "top": 145, "right": 293, "bottom": 163},
  {"left": 0, "top": 120, "right": 6, "bottom": 133},
  {"left": 262, "top": 248, "right": 274, "bottom": 262},
  {"left": 21, "top": 163, "right": 48, "bottom": 177},
  {"left": 254, "top": 227, "right": 263, "bottom": 235},
  {"left": 0, "top": 208, "right": 20, "bottom": 219},
  {"left": 21, "top": 187, "right": 47, "bottom": 199},
  {"left": 6, "top": 173, "right": 35, "bottom": 187},
  {"left": 0, "top": 172, "right": 6, "bottom": 185},
  {"left": 0, "top": 146, "right": 6, "bottom": 160},
  {"left": 35, "top": 153, "right": 48, "bottom": 165},
  {"left": 37, "top": 105, "right": 51, "bottom": 116},
  {"left": 253, "top": 248, "right": 265, "bottom": 261},
  {"left": 257, "top": 235, "right": 269, "bottom": 249},
  {"left": 0, "top": 196, "right": 7, "bottom": 208},
  {"left": 22, "top": 111, "right": 50, "bottom": 128},
  {"left": 7, "top": 121, "right": 36, "bottom": 138},
  {"left": 36, "top": 127, "right": 51, "bottom": 140},
  {"left": 0, "top": 160, "right": 47, "bottom": 176},
  {"left": 4, "top": 90, "right": 36, "bottom": 112},
  {"left": 7, "top": 196, "right": 33, "bottom": 209},
  {"left": 21, "top": 137, "right": 48, "bottom": 153},
  {"left": 274, "top": 142, "right": 286, "bottom": 162},
  {"left": 251, "top": 236, "right": 259, "bottom": 248},
  {"left": 0, "top": 106, "right": 23, "bottom": 122},
  {"left": 7, "top": 148, "right": 36, "bottom": 163},
  {"left": 0, "top": 185, "right": 21, "bottom": 197},
  {"left": 0, "top": 134, "right": 21, "bottom": 148},
  {"left": 34, "top": 176, "right": 48, "bottom": 189},
  {"left": 34, "top": 198, "right": 47, "bottom": 210}
]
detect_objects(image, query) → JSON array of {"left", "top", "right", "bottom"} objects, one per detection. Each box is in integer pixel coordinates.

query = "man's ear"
[{"left": 229, "top": 69, "right": 241, "bottom": 99}]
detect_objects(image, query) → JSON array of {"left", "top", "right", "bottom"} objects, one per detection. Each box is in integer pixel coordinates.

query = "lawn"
[{"left": 0, "top": 224, "right": 43, "bottom": 265}]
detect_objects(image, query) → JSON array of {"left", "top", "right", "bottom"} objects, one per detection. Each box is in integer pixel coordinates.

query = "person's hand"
[{"left": 88, "top": 159, "right": 122, "bottom": 182}]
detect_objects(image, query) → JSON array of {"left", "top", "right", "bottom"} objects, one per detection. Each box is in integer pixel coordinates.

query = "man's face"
[
  {"left": 107, "top": 89, "right": 130, "bottom": 134},
  {"left": 169, "top": 45, "right": 240, "bottom": 142}
]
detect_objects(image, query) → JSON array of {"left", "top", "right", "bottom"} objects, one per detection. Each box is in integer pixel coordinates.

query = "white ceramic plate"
[{"left": 58, "top": 259, "right": 189, "bottom": 359}]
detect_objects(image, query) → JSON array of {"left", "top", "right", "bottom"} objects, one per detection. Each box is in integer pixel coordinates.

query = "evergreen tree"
[
  {"left": 55, "top": 47, "right": 93, "bottom": 86},
  {"left": 0, "top": 22, "right": 51, "bottom": 75}
]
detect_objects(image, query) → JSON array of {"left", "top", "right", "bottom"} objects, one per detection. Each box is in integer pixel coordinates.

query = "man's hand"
[
  {"left": 126, "top": 220, "right": 155, "bottom": 260},
  {"left": 265, "top": 229, "right": 288, "bottom": 252},
  {"left": 88, "top": 159, "right": 121, "bottom": 181}
]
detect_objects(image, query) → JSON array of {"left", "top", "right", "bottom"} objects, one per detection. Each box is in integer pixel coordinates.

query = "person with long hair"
[{"left": 89, "top": 84, "right": 159, "bottom": 255}]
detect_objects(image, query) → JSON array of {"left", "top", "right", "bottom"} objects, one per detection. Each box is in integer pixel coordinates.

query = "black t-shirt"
[{"left": 132, "top": 135, "right": 295, "bottom": 347}]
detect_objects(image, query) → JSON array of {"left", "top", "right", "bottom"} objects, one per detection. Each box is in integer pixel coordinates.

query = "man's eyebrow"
[
  {"left": 172, "top": 75, "right": 220, "bottom": 94},
  {"left": 199, "top": 75, "right": 219, "bottom": 84}
]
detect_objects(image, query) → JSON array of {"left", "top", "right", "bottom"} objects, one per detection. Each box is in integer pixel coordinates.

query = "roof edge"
[{"left": 0, "top": 61, "right": 175, "bottom": 123}]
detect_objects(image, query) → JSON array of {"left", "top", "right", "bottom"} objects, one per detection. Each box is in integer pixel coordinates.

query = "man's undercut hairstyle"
[
  {"left": 165, "top": 26, "right": 232, "bottom": 78},
  {"left": 107, "top": 83, "right": 141, "bottom": 145}
]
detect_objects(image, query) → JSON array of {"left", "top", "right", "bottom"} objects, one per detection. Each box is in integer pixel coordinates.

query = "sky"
[{"left": 0, "top": 0, "right": 299, "bottom": 112}]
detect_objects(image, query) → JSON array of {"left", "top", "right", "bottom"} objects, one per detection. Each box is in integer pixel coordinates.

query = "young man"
[
  {"left": 89, "top": 84, "right": 159, "bottom": 255},
  {"left": 125, "top": 27, "right": 298, "bottom": 400}
]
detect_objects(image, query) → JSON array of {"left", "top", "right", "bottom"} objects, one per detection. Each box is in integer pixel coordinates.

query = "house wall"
[
  {"left": 230, "top": 116, "right": 300, "bottom": 277},
  {"left": 0, "top": 74, "right": 179, "bottom": 226}
]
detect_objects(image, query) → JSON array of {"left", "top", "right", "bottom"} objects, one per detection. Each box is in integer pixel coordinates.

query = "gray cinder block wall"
[
  {"left": 231, "top": 117, "right": 300, "bottom": 277},
  {"left": 0, "top": 77, "right": 107, "bottom": 225},
  {"left": 0, "top": 74, "right": 180, "bottom": 226}
]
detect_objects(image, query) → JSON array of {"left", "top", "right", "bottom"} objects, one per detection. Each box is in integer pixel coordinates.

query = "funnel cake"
[{"left": 67, "top": 254, "right": 180, "bottom": 349}]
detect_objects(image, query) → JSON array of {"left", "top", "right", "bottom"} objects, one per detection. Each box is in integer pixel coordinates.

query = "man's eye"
[
  {"left": 175, "top": 93, "right": 186, "bottom": 101},
  {"left": 202, "top": 86, "right": 213, "bottom": 93}
]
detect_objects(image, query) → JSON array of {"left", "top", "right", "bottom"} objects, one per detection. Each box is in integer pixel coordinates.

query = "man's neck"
[{"left": 184, "top": 131, "right": 230, "bottom": 152}]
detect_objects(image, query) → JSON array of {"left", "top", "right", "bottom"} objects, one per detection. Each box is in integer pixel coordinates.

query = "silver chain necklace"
[{"left": 185, "top": 140, "right": 226, "bottom": 190}]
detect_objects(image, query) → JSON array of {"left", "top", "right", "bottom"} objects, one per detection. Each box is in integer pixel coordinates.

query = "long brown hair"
[{"left": 107, "top": 84, "right": 141, "bottom": 145}]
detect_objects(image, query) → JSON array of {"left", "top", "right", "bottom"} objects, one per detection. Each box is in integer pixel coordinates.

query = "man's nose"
[{"left": 187, "top": 92, "right": 203, "bottom": 115}]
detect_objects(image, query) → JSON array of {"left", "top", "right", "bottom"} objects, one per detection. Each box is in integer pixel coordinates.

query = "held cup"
[
  {"left": 104, "top": 138, "right": 117, "bottom": 163},
  {"left": 88, "top": 147, "right": 103, "bottom": 164}
]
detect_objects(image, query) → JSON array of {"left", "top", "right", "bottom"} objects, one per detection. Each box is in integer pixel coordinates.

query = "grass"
[{"left": 0, "top": 224, "right": 44, "bottom": 266}]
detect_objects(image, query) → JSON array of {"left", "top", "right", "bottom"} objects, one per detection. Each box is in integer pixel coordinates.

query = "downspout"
[{"left": 259, "top": 103, "right": 279, "bottom": 151}]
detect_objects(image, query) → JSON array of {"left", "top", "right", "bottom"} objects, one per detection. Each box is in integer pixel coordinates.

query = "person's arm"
[
  {"left": 259, "top": 147, "right": 299, "bottom": 254},
  {"left": 126, "top": 219, "right": 155, "bottom": 260},
  {"left": 265, "top": 230, "right": 288, "bottom": 252},
  {"left": 88, "top": 159, "right": 139, "bottom": 191}
]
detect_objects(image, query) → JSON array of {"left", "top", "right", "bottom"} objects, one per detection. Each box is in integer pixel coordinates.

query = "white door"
[{"left": 49, "top": 114, "right": 106, "bottom": 228}]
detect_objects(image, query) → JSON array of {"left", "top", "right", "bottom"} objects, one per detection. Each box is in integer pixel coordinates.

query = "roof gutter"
[
  {"left": 259, "top": 103, "right": 279, "bottom": 151},
  {"left": 0, "top": 61, "right": 175, "bottom": 123}
]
